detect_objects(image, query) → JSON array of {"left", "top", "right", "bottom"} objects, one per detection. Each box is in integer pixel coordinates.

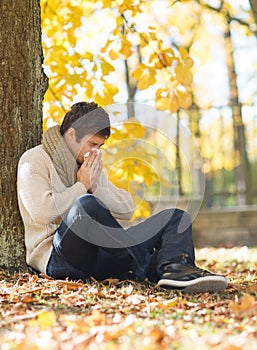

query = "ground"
[{"left": 0, "top": 247, "right": 257, "bottom": 350}]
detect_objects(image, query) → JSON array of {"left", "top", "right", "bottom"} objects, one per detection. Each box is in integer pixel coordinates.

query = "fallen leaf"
[
  {"left": 230, "top": 293, "right": 255, "bottom": 315},
  {"left": 38, "top": 310, "right": 56, "bottom": 329},
  {"left": 54, "top": 280, "right": 84, "bottom": 290},
  {"left": 84, "top": 309, "right": 106, "bottom": 326},
  {"left": 223, "top": 345, "right": 243, "bottom": 350},
  {"left": 158, "top": 297, "right": 179, "bottom": 309}
]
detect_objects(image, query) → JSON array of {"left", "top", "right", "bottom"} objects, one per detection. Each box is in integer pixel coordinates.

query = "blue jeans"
[{"left": 47, "top": 194, "right": 195, "bottom": 282}]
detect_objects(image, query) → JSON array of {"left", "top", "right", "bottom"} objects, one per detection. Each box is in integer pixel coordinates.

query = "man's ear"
[{"left": 65, "top": 128, "right": 77, "bottom": 143}]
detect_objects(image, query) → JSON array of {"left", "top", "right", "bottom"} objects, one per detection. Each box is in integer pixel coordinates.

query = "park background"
[
  {"left": 41, "top": 0, "right": 257, "bottom": 248},
  {"left": 1, "top": 1, "right": 257, "bottom": 349}
]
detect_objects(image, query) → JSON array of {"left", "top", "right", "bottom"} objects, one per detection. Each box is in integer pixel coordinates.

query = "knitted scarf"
[{"left": 41, "top": 125, "right": 78, "bottom": 187}]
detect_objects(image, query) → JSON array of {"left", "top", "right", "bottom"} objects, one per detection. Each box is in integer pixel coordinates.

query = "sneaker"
[{"left": 157, "top": 254, "right": 228, "bottom": 293}]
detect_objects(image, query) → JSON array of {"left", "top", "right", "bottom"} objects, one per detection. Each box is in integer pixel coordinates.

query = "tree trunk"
[
  {"left": 249, "top": 0, "right": 257, "bottom": 26},
  {"left": 224, "top": 21, "right": 252, "bottom": 205},
  {"left": 0, "top": 0, "right": 48, "bottom": 271},
  {"left": 175, "top": 110, "right": 183, "bottom": 196}
]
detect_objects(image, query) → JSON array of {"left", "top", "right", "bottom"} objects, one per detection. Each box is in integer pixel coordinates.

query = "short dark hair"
[{"left": 60, "top": 101, "right": 110, "bottom": 141}]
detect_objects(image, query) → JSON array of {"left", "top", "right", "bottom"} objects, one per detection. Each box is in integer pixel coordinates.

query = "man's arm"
[
  {"left": 93, "top": 171, "right": 134, "bottom": 220},
  {"left": 76, "top": 149, "right": 134, "bottom": 220},
  {"left": 17, "top": 150, "right": 86, "bottom": 225}
]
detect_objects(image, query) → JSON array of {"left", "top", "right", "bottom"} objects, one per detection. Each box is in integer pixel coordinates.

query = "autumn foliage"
[
  {"left": 40, "top": 0, "right": 257, "bottom": 211},
  {"left": 1, "top": 247, "right": 257, "bottom": 349},
  {"left": 41, "top": 0, "right": 194, "bottom": 125}
]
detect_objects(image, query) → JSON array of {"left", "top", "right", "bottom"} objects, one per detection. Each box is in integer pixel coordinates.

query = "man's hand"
[{"left": 77, "top": 149, "right": 102, "bottom": 193}]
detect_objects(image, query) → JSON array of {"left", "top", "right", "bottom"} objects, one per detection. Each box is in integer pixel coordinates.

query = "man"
[{"left": 17, "top": 101, "right": 228, "bottom": 293}]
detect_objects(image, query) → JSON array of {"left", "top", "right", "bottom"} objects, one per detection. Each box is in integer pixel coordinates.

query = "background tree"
[
  {"left": 41, "top": 0, "right": 195, "bottom": 219},
  {"left": 194, "top": 0, "right": 253, "bottom": 205},
  {"left": 249, "top": 0, "right": 257, "bottom": 26},
  {"left": 41, "top": 0, "right": 257, "bottom": 211},
  {"left": 0, "top": 0, "right": 48, "bottom": 270}
]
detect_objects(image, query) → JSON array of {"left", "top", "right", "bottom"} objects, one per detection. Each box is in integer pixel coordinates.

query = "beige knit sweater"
[{"left": 17, "top": 145, "right": 134, "bottom": 273}]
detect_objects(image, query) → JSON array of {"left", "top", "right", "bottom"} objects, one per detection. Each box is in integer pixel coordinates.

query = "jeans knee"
[
  {"left": 78, "top": 194, "right": 97, "bottom": 208},
  {"left": 164, "top": 208, "right": 192, "bottom": 233},
  {"left": 175, "top": 208, "right": 191, "bottom": 221},
  {"left": 77, "top": 194, "right": 107, "bottom": 218},
  {"left": 174, "top": 209, "right": 192, "bottom": 233}
]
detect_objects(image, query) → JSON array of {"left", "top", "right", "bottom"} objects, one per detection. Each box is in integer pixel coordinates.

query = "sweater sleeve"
[
  {"left": 17, "top": 149, "right": 87, "bottom": 225},
  {"left": 93, "top": 171, "right": 134, "bottom": 220}
]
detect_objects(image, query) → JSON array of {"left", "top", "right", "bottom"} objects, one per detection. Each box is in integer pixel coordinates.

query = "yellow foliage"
[
  {"left": 175, "top": 62, "right": 193, "bottom": 85},
  {"left": 132, "top": 64, "right": 156, "bottom": 90},
  {"left": 101, "top": 60, "right": 115, "bottom": 75},
  {"left": 42, "top": 0, "right": 194, "bottom": 119},
  {"left": 156, "top": 88, "right": 179, "bottom": 113},
  {"left": 102, "top": 0, "right": 112, "bottom": 7},
  {"left": 102, "top": 120, "right": 172, "bottom": 220},
  {"left": 95, "top": 82, "right": 119, "bottom": 106},
  {"left": 139, "top": 32, "right": 150, "bottom": 47},
  {"left": 156, "top": 97, "right": 171, "bottom": 111},
  {"left": 176, "top": 88, "right": 192, "bottom": 109},
  {"left": 109, "top": 49, "right": 120, "bottom": 60},
  {"left": 123, "top": 118, "right": 145, "bottom": 138},
  {"left": 38, "top": 310, "right": 56, "bottom": 330},
  {"left": 159, "top": 49, "right": 175, "bottom": 67},
  {"left": 41, "top": 0, "right": 195, "bottom": 219},
  {"left": 120, "top": 36, "right": 134, "bottom": 59}
]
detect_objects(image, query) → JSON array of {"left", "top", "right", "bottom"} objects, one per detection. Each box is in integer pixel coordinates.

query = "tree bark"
[
  {"left": 0, "top": 0, "right": 48, "bottom": 271},
  {"left": 224, "top": 21, "right": 252, "bottom": 205},
  {"left": 249, "top": 0, "right": 257, "bottom": 25}
]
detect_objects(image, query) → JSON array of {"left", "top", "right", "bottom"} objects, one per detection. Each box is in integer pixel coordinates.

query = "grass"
[{"left": 0, "top": 247, "right": 257, "bottom": 349}]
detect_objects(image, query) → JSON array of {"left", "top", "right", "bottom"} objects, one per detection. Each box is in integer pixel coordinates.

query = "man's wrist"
[{"left": 87, "top": 184, "right": 97, "bottom": 194}]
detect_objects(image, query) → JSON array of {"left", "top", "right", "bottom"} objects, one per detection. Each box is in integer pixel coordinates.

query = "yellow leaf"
[
  {"left": 176, "top": 88, "right": 192, "bottom": 109},
  {"left": 175, "top": 62, "right": 193, "bottom": 85},
  {"left": 149, "top": 31, "right": 158, "bottom": 41},
  {"left": 156, "top": 88, "right": 168, "bottom": 99},
  {"left": 185, "top": 56, "right": 194, "bottom": 68},
  {"left": 100, "top": 39, "right": 113, "bottom": 53},
  {"left": 156, "top": 97, "right": 170, "bottom": 111},
  {"left": 139, "top": 32, "right": 149, "bottom": 47},
  {"left": 84, "top": 80, "right": 94, "bottom": 99},
  {"left": 169, "top": 92, "right": 179, "bottom": 113},
  {"left": 102, "top": 0, "right": 112, "bottom": 7},
  {"left": 133, "top": 66, "right": 156, "bottom": 90},
  {"left": 156, "top": 88, "right": 179, "bottom": 113},
  {"left": 109, "top": 49, "right": 120, "bottom": 60},
  {"left": 158, "top": 297, "right": 179, "bottom": 309},
  {"left": 101, "top": 60, "right": 115, "bottom": 75},
  {"left": 138, "top": 73, "right": 155, "bottom": 89},
  {"left": 83, "top": 52, "right": 94, "bottom": 60},
  {"left": 131, "top": 64, "right": 145, "bottom": 80},
  {"left": 124, "top": 119, "right": 145, "bottom": 138},
  {"left": 116, "top": 15, "right": 124, "bottom": 27},
  {"left": 120, "top": 39, "right": 133, "bottom": 59},
  {"left": 179, "top": 47, "right": 188, "bottom": 60},
  {"left": 159, "top": 48, "right": 175, "bottom": 67},
  {"left": 95, "top": 82, "right": 118, "bottom": 106},
  {"left": 38, "top": 310, "right": 56, "bottom": 330}
]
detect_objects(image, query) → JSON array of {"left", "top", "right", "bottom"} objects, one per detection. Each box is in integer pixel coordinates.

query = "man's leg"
[
  {"left": 48, "top": 194, "right": 227, "bottom": 292},
  {"left": 47, "top": 194, "right": 133, "bottom": 280},
  {"left": 126, "top": 208, "right": 195, "bottom": 274},
  {"left": 125, "top": 208, "right": 228, "bottom": 293}
]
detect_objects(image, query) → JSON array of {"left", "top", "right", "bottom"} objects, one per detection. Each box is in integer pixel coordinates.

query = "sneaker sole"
[{"left": 157, "top": 276, "right": 228, "bottom": 293}]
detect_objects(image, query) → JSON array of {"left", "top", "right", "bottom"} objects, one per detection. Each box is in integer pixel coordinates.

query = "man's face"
[{"left": 65, "top": 129, "right": 106, "bottom": 164}]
